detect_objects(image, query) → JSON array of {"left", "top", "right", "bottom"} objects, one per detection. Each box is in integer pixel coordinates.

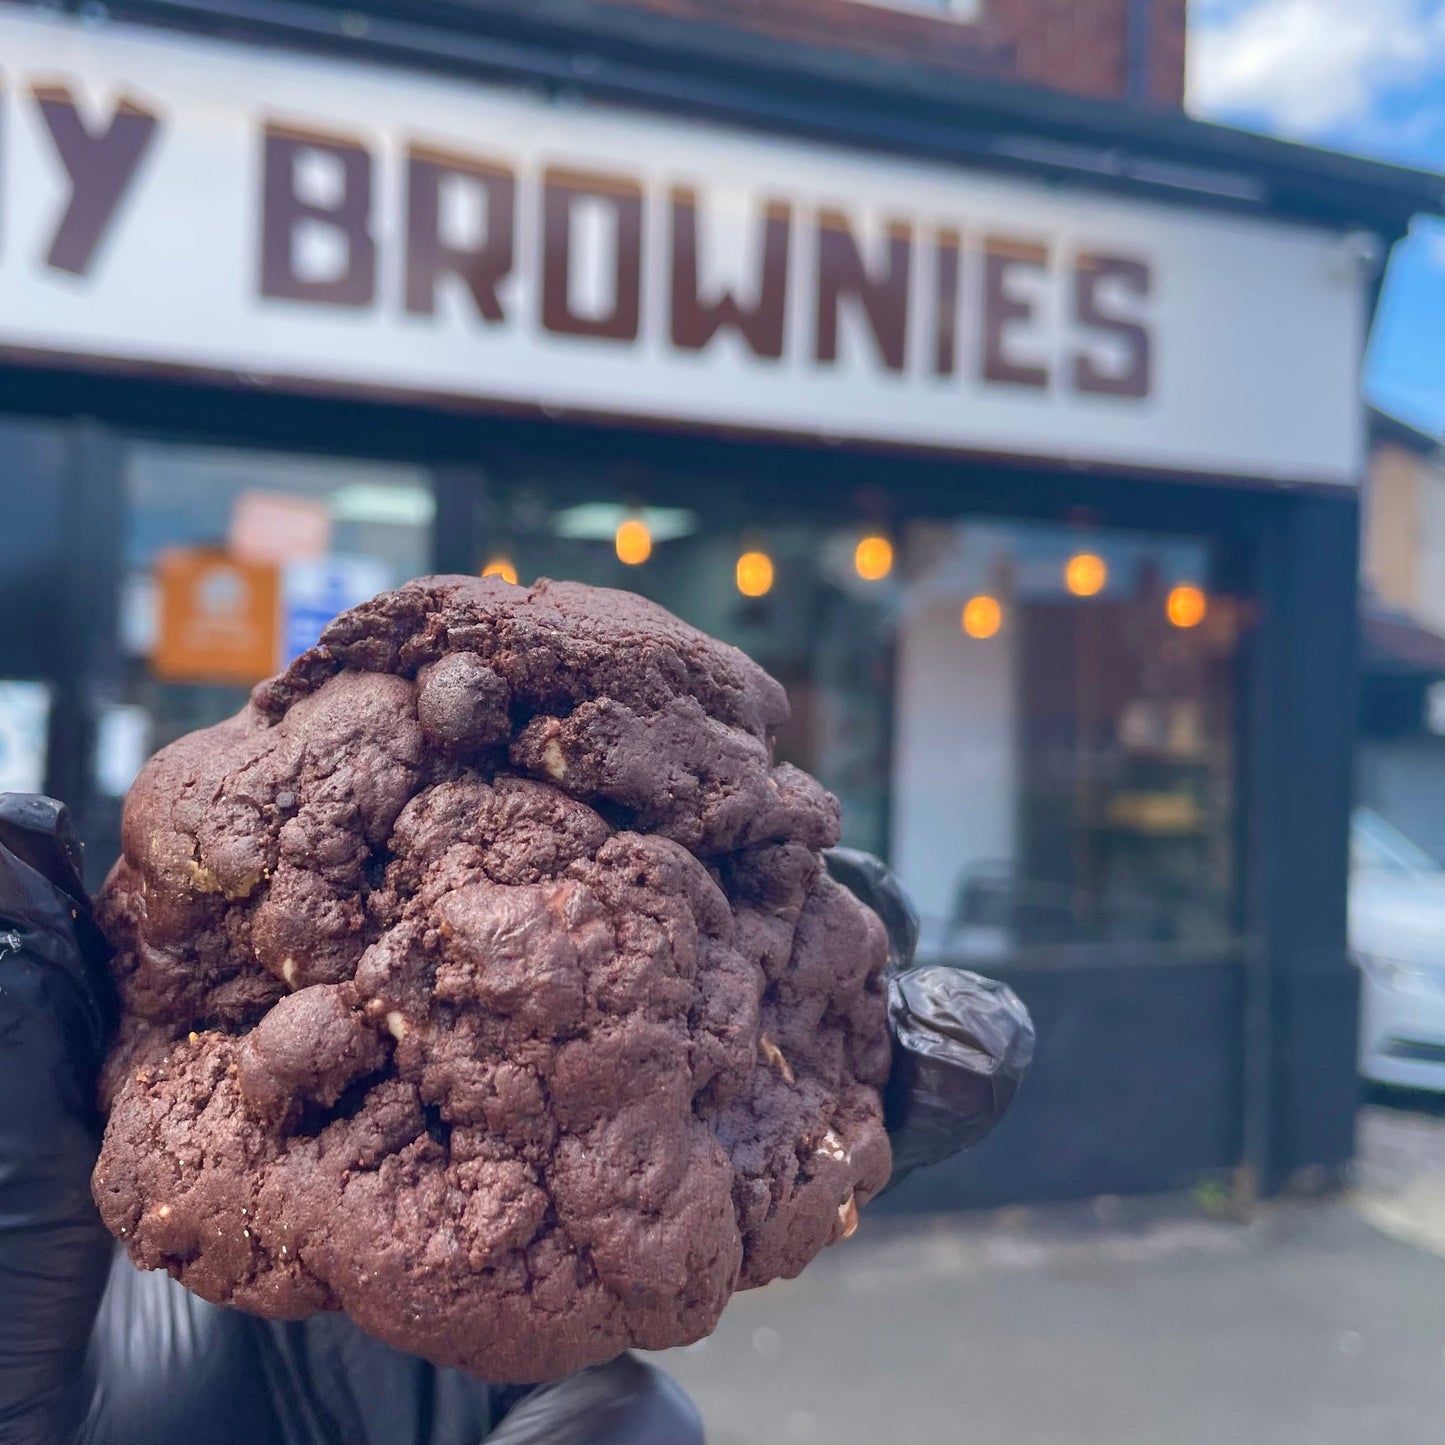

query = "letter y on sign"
[{"left": 32, "top": 83, "right": 160, "bottom": 276}]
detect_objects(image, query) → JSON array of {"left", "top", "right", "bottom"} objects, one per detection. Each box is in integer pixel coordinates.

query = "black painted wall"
[
  {"left": 879, "top": 958, "right": 1245, "bottom": 1210},
  {"left": 0, "top": 419, "right": 70, "bottom": 681}
]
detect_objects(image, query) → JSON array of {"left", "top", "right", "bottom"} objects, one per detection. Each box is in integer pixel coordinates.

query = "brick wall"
[
  {"left": 1144, "top": 0, "right": 1189, "bottom": 107},
  {"left": 1365, "top": 442, "right": 1424, "bottom": 619},
  {"left": 583, "top": 0, "right": 1189, "bottom": 105}
]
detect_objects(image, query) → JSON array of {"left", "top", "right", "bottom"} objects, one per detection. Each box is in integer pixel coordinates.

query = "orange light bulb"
[
  {"left": 854, "top": 535, "right": 893, "bottom": 581},
  {"left": 736, "top": 550, "right": 775, "bottom": 598},
  {"left": 615, "top": 518, "right": 652, "bottom": 566},
  {"left": 1167, "top": 584, "right": 1208, "bottom": 629},
  {"left": 962, "top": 595, "right": 1003, "bottom": 639},
  {"left": 1065, "top": 552, "right": 1108, "bottom": 597}
]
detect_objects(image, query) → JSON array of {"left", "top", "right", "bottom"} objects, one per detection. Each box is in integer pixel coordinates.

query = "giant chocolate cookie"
[{"left": 93, "top": 576, "right": 891, "bottom": 1382}]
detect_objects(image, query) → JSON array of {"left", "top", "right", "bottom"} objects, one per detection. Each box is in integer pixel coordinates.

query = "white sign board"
[{"left": 0, "top": 8, "right": 1365, "bottom": 483}]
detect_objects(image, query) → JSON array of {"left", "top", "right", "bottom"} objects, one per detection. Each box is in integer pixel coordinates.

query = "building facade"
[
  {"left": 518, "top": 0, "right": 1189, "bottom": 105},
  {"left": 0, "top": 0, "right": 1437, "bottom": 1206},
  {"left": 1361, "top": 410, "right": 1445, "bottom": 861}
]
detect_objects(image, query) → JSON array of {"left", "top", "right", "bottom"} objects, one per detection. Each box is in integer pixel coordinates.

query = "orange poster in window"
[{"left": 152, "top": 548, "right": 279, "bottom": 684}]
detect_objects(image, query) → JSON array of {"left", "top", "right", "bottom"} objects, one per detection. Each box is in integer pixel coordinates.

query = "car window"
[{"left": 1352, "top": 810, "right": 1444, "bottom": 876}]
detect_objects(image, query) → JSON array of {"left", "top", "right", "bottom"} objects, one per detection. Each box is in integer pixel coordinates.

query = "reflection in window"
[
  {"left": 120, "top": 442, "right": 432, "bottom": 762},
  {"left": 1352, "top": 809, "right": 1442, "bottom": 877},
  {"left": 893, "top": 522, "right": 1238, "bottom": 961},
  {"left": 842, "top": 0, "right": 981, "bottom": 18},
  {"left": 476, "top": 476, "right": 1242, "bottom": 968}
]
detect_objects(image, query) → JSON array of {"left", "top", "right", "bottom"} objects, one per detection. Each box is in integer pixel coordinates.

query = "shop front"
[{"left": 0, "top": 0, "right": 1435, "bottom": 1205}]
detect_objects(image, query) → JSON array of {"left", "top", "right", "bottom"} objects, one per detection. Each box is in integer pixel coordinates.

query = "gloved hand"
[
  {"left": 825, "top": 848, "right": 1035, "bottom": 1189},
  {"left": 0, "top": 798, "right": 1031, "bottom": 1444}
]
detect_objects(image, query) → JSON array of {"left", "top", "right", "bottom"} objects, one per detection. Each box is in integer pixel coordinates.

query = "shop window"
[
  {"left": 119, "top": 441, "right": 432, "bottom": 764},
  {"left": 0, "top": 419, "right": 69, "bottom": 796},
  {"left": 893, "top": 522, "right": 1239, "bottom": 962},
  {"left": 842, "top": 0, "right": 981, "bottom": 18},
  {"left": 473, "top": 471, "right": 1242, "bottom": 967}
]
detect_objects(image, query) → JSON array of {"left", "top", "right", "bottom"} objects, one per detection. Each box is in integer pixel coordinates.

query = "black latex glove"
[
  {"left": 0, "top": 795, "right": 115, "bottom": 1444},
  {"left": 826, "top": 848, "right": 1035, "bottom": 1188},
  {"left": 0, "top": 794, "right": 701, "bottom": 1445},
  {"left": 0, "top": 799, "right": 1029, "bottom": 1444}
]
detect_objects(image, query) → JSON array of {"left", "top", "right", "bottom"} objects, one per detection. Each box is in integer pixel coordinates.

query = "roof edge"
[
  {"left": 97, "top": 0, "right": 1445, "bottom": 234},
  {"left": 1369, "top": 405, "right": 1442, "bottom": 458}
]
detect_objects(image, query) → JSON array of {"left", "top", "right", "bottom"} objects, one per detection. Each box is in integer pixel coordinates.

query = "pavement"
[
  {"left": 661, "top": 1101, "right": 1445, "bottom": 1445},
  {"left": 1354, "top": 1094, "right": 1445, "bottom": 1256}
]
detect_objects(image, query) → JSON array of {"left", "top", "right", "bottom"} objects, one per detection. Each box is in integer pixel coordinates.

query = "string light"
[
  {"left": 736, "top": 550, "right": 775, "bottom": 598},
  {"left": 854, "top": 535, "right": 893, "bottom": 581},
  {"left": 481, "top": 556, "right": 518, "bottom": 585},
  {"left": 962, "top": 595, "right": 1003, "bottom": 639},
  {"left": 615, "top": 518, "right": 652, "bottom": 566},
  {"left": 1167, "top": 584, "right": 1208, "bottom": 629},
  {"left": 1064, "top": 552, "right": 1108, "bottom": 597}
]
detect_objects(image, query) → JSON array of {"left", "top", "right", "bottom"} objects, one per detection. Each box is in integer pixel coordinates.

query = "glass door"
[{"left": 101, "top": 440, "right": 435, "bottom": 871}]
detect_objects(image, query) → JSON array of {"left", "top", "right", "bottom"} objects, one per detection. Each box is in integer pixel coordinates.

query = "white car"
[{"left": 1354, "top": 808, "right": 1445, "bottom": 1089}]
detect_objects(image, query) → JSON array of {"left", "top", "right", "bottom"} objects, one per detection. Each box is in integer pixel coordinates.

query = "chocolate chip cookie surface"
[{"left": 93, "top": 576, "right": 890, "bottom": 1382}]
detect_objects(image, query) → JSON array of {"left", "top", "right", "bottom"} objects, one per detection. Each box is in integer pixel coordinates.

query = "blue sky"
[{"left": 1187, "top": 0, "right": 1445, "bottom": 434}]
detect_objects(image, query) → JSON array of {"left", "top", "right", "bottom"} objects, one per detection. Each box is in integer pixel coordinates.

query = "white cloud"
[{"left": 1188, "top": 0, "right": 1445, "bottom": 135}]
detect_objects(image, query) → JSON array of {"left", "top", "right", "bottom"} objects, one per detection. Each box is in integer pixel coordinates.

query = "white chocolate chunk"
[
  {"left": 541, "top": 738, "right": 569, "bottom": 781},
  {"left": 758, "top": 1034, "right": 796, "bottom": 1085}
]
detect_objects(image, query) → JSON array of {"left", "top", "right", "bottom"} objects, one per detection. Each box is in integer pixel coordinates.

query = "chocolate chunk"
[{"left": 417, "top": 653, "right": 512, "bottom": 754}]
